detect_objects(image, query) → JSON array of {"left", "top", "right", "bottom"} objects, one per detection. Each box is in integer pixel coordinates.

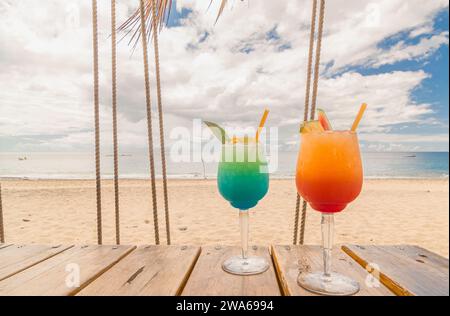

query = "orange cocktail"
[
  {"left": 296, "top": 131, "right": 363, "bottom": 213},
  {"left": 295, "top": 105, "right": 366, "bottom": 296}
]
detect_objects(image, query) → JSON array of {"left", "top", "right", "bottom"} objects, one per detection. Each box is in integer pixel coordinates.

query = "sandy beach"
[{"left": 0, "top": 178, "right": 448, "bottom": 258}]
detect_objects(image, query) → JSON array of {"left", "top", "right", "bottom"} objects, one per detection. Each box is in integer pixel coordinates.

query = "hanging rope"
[
  {"left": 111, "top": 0, "right": 121, "bottom": 245},
  {"left": 0, "top": 183, "right": 4, "bottom": 243},
  {"left": 294, "top": 0, "right": 326, "bottom": 245},
  {"left": 139, "top": 0, "right": 160, "bottom": 245},
  {"left": 293, "top": 0, "right": 318, "bottom": 245},
  {"left": 300, "top": 0, "right": 325, "bottom": 244},
  {"left": 293, "top": 194, "right": 301, "bottom": 245},
  {"left": 310, "top": 0, "right": 325, "bottom": 120},
  {"left": 298, "top": 200, "right": 308, "bottom": 245},
  {"left": 92, "top": 0, "right": 103, "bottom": 245},
  {"left": 150, "top": 0, "right": 171, "bottom": 245}
]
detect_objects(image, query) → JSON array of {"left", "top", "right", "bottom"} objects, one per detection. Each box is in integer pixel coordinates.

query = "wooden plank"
[
  {"left": 384, "top": 245, "right": 449, "bottom": 273},
  {"left": 271, "top": 245, "right": 393, "bottom": 296},
  {"left": 342, "top": 244, "right": 449, "bottom": 296},
  {"left": 77, "top": 245, "right": 200, "bottom": 296},
  {"left": 0, "top": 245, "right": 135, "bottom": 296},
  {"left": 181, "top": 246, "right": 281, "bottom": 296},
  {"left": 0, "top": 244, "right": 73, "bottom": 281}
]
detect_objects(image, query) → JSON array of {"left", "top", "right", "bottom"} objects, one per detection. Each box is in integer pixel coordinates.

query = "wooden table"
[{"left": 0, "top": 243, "right": 447, "bottom": 296}]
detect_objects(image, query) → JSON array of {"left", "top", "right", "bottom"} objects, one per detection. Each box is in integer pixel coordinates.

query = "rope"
[
  {"left": 139, "top": 0, "right": 160, "bottom": 245},
  {"left": 310, "top": 0, "right": 325, "bottom": 120},
  {"left": 92, "top": 0, "right": 102, "bottom": 245},
  {"left": 300, "top": 0, "right": 325, "bottom": 245},
  {"left": 294, "top": 0, "right": 317, "bottom": 245},
  {"left": 151, "top": 0, "right": 171, "bottom": 245},
  {"left": 0, "top": 183, "right": 4, "bottom": 243},
  {"left": 111, "top": 0, "right": 121, "bottom": 245},
  {"left": 298, "top": 200, "right": 308, "bottom": 245},
  {"left": 293, "top": 193, "right": 301, "bottom": 245}
]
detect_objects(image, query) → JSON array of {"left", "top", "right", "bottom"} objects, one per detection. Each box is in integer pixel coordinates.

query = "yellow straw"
[
  {"left": 256, "top": 109, "right": 270, "bottom": 142},
  {"left": 351, "top": 103, "right": 367, "bottom": 131}
]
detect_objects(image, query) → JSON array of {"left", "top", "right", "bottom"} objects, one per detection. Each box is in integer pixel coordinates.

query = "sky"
[{"left": 0, "top": 0, "right": 449, "bottom": 153}]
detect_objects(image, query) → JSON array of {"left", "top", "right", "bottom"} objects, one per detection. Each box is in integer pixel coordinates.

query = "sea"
[{"left": 0, "top": 151, "right": 448, "bottom": 180}]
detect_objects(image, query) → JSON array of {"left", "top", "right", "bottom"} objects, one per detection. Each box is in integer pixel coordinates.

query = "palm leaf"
[
  {"left": 215, "top": 0, "right": 228, "bottom": 24},
  {"left": 118, "top": 0, "right": 229, "bottom": 48}
]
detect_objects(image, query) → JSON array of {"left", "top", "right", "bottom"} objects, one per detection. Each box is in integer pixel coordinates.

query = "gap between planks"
[{"left": 175, "top": 246, "right": 202, "bottom": 296}]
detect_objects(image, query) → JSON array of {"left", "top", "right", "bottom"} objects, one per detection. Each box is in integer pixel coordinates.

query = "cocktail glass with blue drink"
[{"left": 218, "top": 136, "right": 270, "bottom": 275}]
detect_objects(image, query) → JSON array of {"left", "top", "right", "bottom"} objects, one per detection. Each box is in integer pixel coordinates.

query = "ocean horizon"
[{"left": 0, "top": 151, "right": 448, "bottom": 180}]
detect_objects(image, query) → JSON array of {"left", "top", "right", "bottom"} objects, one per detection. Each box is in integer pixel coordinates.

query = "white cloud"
[
  {"left": 317, "top": 70, "right": 433, "bottom": 132},
  {"left": 368, "top": 31, "right": 449, "bottom": 67},
  {"left": 409, "top": 23, "right": 434, "bottom": 38},
  {"left": 0, "top": 0, "right": 448, "bottom": 154},
  {"left": 320, "top": 0, "right": 449, "bottom": 70}
]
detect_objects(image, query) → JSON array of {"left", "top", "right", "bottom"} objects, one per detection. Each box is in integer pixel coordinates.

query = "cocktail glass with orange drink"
[{"left": 296, "top": 104, "right": 367, "bottom": 295}]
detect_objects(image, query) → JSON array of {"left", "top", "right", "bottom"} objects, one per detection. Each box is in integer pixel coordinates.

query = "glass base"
[
  {"left": 222, "top": 256, "right": 270, "bottom": 275},
  {"left": 298, "top": 271, "right": 360, "bottom": 296}
]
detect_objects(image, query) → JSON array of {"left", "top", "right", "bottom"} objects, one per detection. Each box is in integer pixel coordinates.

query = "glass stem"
[
  {"left": 321, "top": 213, "right": 334, "bottom": 278},
  {"left": 240, "top": 210, "right": 249, "bottom": 260}
]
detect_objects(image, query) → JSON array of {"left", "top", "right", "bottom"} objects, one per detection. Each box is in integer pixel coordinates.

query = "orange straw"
[
  {"left": 351, "top": 103, "right": 367, "bottom": 131},
  {"left": 256, "top": 109, "right": 269, "bottom": 142}
]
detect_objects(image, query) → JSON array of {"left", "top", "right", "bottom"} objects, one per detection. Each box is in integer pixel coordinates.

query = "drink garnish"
[
  {"left": 299, "top": 120, "right": 325, "bottom": 133},
  {"left": 204, "top": 121, "right": 230, "bottom": 144},
  {"left": 351, "top": 103, "right": 367, "bottom": 131},
  {"left": 317, "top": 108, "right": 333, "bottom": 130},
  {"left": 256, "top": 109, "right": 270, "bottom": 142},
  {"left": 231, "top": 135, "right": 256, "bottom": 144}
]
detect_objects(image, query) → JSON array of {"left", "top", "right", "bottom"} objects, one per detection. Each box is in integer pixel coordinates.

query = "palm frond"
[
  {"left": 215, "top": 0, "right": 228, "bottom": 24},
  {"left": 118, "top": 0, "right": 229, "bottom": 49}
]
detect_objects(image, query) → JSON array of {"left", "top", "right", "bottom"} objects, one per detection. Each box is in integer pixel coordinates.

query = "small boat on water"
[{"left": 405, "top": 154, "right": 417, "bottom": 158}]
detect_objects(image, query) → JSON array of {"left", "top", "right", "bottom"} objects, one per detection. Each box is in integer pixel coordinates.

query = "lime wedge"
[{"left": 203, "top": 121, "right": 230, "bottom": 144}]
